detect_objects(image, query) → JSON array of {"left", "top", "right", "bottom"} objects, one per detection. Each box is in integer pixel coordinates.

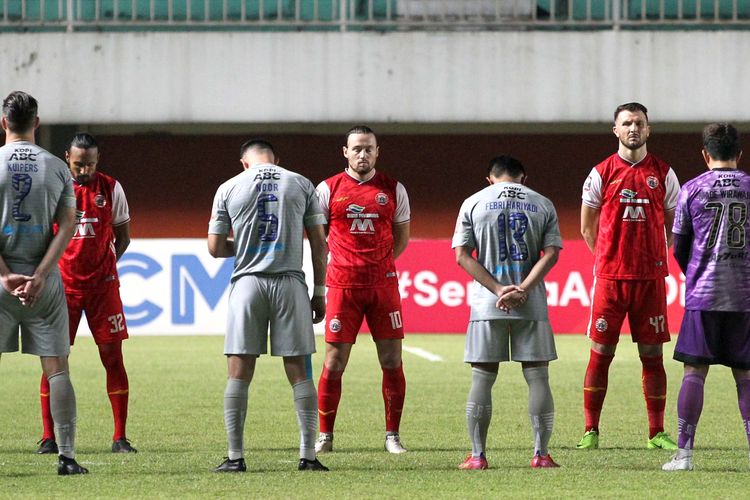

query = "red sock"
[
  {"left": 99, "top": 342, "right": 129, "bottom": 441},
  {"left": 39, "top": 373, "right": 54, "bottom": 440},
  {"left": 640, "top": 354, "right": 667, "bottom": 438},
  {"left": 318, "top": 366, "right": 343, "bottom": 434},
  {"left": 583, "top": 349, "right": 615, "bottom": 432},
  {"left": 382, "top": 364, "right": 406, "bottom": 433}
]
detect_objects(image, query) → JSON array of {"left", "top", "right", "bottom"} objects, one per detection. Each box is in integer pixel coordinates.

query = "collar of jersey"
[
  {"left": 617, "top": 151, "right": 648, "bottom": 168},
  {"left": 344, "top": 167, "right": 376, "bottom": 184}
]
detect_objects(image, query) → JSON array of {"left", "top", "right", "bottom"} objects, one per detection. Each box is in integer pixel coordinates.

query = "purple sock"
[
  {"left": 736, "top": 377, "right": 750, "bottom": 448},
  {"left": 677, "top": 373, "right": 705, "bottom": 450}
]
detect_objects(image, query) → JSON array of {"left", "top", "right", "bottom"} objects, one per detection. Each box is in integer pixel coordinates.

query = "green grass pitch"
[{"left": 0, "top": 334, "right": 747, "bottom": 498}]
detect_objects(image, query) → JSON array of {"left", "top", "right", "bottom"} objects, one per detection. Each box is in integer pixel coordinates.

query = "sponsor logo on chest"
[
  {"left": 73, "top": 210, "right": 99, "bottom": 239},
  {"left": 346, "top": 203, "right": 379, "bottom": 234},
  {"left": 619, "top": 188, "right": 649, "bottom": 222}
]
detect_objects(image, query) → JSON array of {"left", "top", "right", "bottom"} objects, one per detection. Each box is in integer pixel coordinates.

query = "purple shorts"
[{"left": 674, "top": 310, "right": 750, "bottom": 369}]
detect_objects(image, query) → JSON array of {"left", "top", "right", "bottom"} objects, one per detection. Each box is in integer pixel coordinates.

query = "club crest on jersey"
[
  {"left": 595, "top": 317, "right": 608, "bottom": 332},
  {"left": 95, "top": 194, "right": 107, "bottom": 207},
  {"left": 646, "top": 176, "right": 659, "bottom": 189},
  {"left": 329, "top": 318, "right": 342, "bottom": 333},
  {"left": 375, "top": 192, "right": 388, "bottom": 205}
]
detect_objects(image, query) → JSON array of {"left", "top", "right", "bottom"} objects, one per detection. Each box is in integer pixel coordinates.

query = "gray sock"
[
  {"left": 293, "top": 379, "right": 317, "bottom": 461},
  {"left": 48, "top": 371, "right": 77, "bottom": 459},
  {"left": 224, "top": 378, "right": 249, "bottom": 460},
  {"left": 466, "top": 367, "right": 496, "bottom": 457},
  {"left": 523, "top": 365, "right": 555, "bottom": 456}
]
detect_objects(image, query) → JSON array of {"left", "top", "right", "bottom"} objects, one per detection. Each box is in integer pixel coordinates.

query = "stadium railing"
[{"left": 2, "top": 0, "right": 750, "bottom": 31}]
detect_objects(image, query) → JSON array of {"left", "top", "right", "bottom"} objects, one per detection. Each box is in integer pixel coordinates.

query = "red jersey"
[
  {"left": 317, "top": 170, "right": 410, "bottom": 288},
  {"left": 582, "top": 153, "right": 679, "bottom": 280},
  {"left": 59, "top": 172, "right": 130, "bottom": 292}
]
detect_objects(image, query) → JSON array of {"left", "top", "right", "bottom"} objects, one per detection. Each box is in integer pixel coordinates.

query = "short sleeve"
[
  {"left": 303, "top": 179, "right": 327, "bottom": 228},
  {"left": 111, "top": 181, "right": 130, "bottom": 226},
  {"left": 208, "top": 185, "right": 231, "bottom": 235},
  {"left": 394, "top": 182, "right": 410, "bottom": 224},
  {"left": 672, "top": 185, "right": 692, "bottom": 236},
  {"left": 664, "top": 168, "right": 680, "bottom": 211},
  {"left": 451, "top": 198, "right": 476, "bottom": 249},
  {"left": 316, "top": 181, "right": 331, "bottom": 223},
  {"left": 542, "top": 202, "right": 564, "bottom": 249},
  {"left": 581, "top": 167, "right": 603, "bottom": 209}
]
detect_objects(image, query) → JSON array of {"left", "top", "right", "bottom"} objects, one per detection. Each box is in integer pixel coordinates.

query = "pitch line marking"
[{"left": 403, "top": 346, "right": 443, "bottom": 362}]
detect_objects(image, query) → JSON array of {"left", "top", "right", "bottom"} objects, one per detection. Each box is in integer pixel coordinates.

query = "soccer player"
[
  {"left": 452, "top": 155, "right": 562, "bottom": 469},
  {"left": 662, "top": 123, "right": 750, "bottom": 471},
  {"left": 209, "top": 139, "right": 328, "bottom": 472},
  {"left": 36, "top": 133, "right": 135, "bottom": 455},
  {"left": 315, "top": 125, "right": 410, "bottom": 454},
  {"left": 578, "top": 102, "right": 680, "bottom": 450},
  {"left": 0, "top": 91, "right": 88, "bottom": 475}
]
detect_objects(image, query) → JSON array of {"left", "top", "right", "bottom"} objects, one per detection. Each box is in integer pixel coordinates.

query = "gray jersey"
[
  {"left": 452, "top": 182, "right": 562, "bottom": 321},
  {"left": 208, "top": 163, "right": 326, "bottom": 282},
  {"left": 0, "top": 141, "right": 75, "bottom": 274}
]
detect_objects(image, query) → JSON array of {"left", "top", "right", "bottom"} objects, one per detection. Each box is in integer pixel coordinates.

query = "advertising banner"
[{"left": 109, "top": 239, "right": 685, "bottom": 336}]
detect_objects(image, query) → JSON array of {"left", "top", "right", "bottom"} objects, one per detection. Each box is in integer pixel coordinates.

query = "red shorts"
[
  {"left": 66, "top": 287, "right": 128, "bottom": 345},
  {"left": 324, "top": 286, "right": 404, "bottom": 344},
  {"left": 587, "top": 278, "right": 669, "bottom": 345}
]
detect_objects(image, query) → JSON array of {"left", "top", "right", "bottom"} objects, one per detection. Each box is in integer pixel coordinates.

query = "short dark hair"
[
  {"left": 240, "top": 139, "right": 275, "bottom": 158},
  {"left": 703, "top": 123, "right": 741, "bottom": 161},
  {"left": 2, "top": 91, "right": 38, "bottom": 133},
  {"left": 614, "top": 102, "right": 648, "bottom": 124},
  {"left": 68, "top": 132, "right": 98, "bottom": 151},
  {"left": 488, "top": 155, "right": 526, "bottom": 179},
  {"left": 345, "top": 125, "right": 376, "bottom": 142}
]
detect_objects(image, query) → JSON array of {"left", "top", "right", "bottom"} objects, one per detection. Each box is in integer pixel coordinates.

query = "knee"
[
  {"left": 378, "top": 353, "right": 402, "bottom": 370},
  {"left": 99, "top": 344, "right": 124, "bottom": 371}
]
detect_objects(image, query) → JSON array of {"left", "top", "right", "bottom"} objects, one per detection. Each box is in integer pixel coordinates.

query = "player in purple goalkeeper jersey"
[{"left": 663, "top": 123, "right": 750, "bottom": 471}]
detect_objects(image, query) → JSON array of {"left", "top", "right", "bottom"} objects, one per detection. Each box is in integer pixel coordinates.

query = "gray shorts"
[
  {"left": 0, "top": 273, "right": 70, "bottom": 357},
  {"left": 464, "top": 319, "right": 557, "bottom": 363},
  {"left": 225, "top": 274, "right": 315, "bottom": 357}
]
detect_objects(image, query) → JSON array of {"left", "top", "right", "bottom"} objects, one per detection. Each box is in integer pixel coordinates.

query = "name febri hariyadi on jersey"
[{"left": 484, "top": 200, "right": 539, "bottom": 212}]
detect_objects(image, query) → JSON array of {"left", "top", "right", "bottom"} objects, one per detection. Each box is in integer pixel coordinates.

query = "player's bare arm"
[
  {"left": 207, "top": 233, "right": 235, "bottom": 258},
  {"left": 663, "top": 209, "right": 676, "bottom": 248},
  {"left": 113, "top": 221, "right": 131, "bottom": 261},
  {"left": 455, "top": 245, "right": 522, "bottom": 311},
  {"left": 581, "top": 204, "right": 600, "bottom": 254},
  {"left": 500, "top": 245, "right": 561, "bottom": 311},
  {"left": 306, "top": 223, "right": 328, "bottom": 324},
  {"left": 393, "top": 221, "right": 410, "bottom": 259},
  {"left": 21, "top": 205, "right": 77, "bottom": 306}
]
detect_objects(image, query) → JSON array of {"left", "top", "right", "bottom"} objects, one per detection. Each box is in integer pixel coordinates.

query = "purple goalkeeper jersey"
[{"left": 673, "top": 168, "right": 750, "bottom": 311}]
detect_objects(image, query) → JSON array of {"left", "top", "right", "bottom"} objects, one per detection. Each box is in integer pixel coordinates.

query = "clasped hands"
[
  {"left": 495, "top": 284, "right": 528, "bottom": 313},
  {"left": 1, "top": 273, "right": 43, "bottom": 307}
]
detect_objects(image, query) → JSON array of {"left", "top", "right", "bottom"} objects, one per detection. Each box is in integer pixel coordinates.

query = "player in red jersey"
[
  {"left": 315, "top": 126, "right": 411, "bottom": 454},
  {"left": 577, "top": 102, "right": 680, "bottom": 450},
  {"left": 36, "top": 133, "right": 135, "bottom": 454}
]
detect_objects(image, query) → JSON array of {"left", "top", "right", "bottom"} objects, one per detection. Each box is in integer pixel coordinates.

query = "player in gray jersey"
[
  {"left": 0, "top": 91, "right": 87, "bottom": 475},
  {"left": 208, "top": 139, "right": 329, "bottom": 472},
  {"left": 452, "top": 155, "right": 563, "bottom": 470},
  {"left": 663, "top": 123, "right": 750, "bottom": 471}
]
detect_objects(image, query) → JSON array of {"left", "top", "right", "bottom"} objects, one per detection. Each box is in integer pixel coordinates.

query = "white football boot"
[{"left": 385, "top": 433, "right": 407, "bottom": 454}]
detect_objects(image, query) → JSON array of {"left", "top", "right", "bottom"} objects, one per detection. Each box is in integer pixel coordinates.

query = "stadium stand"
[{"left": 1, "top": 0, "right": 749, "bottom": 30}]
